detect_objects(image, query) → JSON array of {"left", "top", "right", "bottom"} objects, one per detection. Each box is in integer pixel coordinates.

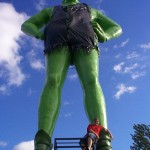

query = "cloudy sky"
[{"left": 0, "top": 0, "right": 150, "bottom": 150}]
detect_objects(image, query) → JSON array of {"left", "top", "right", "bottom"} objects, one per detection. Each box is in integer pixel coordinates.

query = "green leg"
[
  {"left": 38, "top": 46, "right": 70, "bottom": 136},
  {"left": 74, "top": 49, "right": 107, "bottom": 128},
  {"left": 35, "top": 47, "right": 70, "bottom": 149}
]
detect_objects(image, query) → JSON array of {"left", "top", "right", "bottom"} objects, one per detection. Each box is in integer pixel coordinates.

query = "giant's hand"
[
  {"left": 21, "top": 8, "right": 53, "bottom": 40},
  {"left": 91, "top": 21, "right": 107, "bottom": 43},
  {"left": 91, "top": 8, "right": 122, "bottom": 43},
  {"left": 21, "top": 22, "right": 44, "bottom": 40}
]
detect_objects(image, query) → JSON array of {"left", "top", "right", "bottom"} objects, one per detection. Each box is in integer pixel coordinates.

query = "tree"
[{"left": 130, "top": 124, "right": 150, "bottom": 150}]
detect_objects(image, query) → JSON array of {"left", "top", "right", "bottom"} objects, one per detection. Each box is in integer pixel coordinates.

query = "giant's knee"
[
  {"left": 46, "top": 74, "right": 61, "bottom": 87},
  {"left": 82, "top": 72, "right": 99, "bottom": 87}
]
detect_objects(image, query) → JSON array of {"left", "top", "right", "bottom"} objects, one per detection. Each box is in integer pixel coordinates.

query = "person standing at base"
[
  {"left": 81, "top": 118, "right": 113, "bottom": 150},
  {"left": 21, "top": 0, "right": 122, "bottom": 149}
]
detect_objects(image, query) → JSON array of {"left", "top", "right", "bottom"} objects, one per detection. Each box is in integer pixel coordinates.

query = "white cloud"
[
  {"left": 131, "top": 72, "right": 145, "bottom": 80},
  {"left": 126, "top": 51, "right": 139, "bottom": 59},
  {"left": 114, "top": 38, "right": 129, "bottom": 48},
  {"left": 140, "top": 42, "right": 150, "bottom": 49},
  {"left": 68, "top": 73, "right": 78, "bottom": 80},
  {"left": 30, "top": 59, "right": 45, "bottom": 70},
  {"left": 35, "top": 0, "right": 47, "bottom": 11},
  {"left": 13, "top": 140, "right": 55, "bottom": 150},
  {"left": 27, "top": 49, "right": 45, "bottom": 71},
  {"left": 0, "top": 3, "right": 28, "bottom": 90},
  {"left": 121, "top": 39, "right": 130, "bottom": 47},
  {"left": 113, "top": 62, "right": 145, "bottom": 80},
  {"left": 113, "top": 62, "right": 124, "bottom": 73},
  {"left": 13, "top": 140, "right": 34, "bottom": 150},
  {"left": 0, "top": 85, "right": 8, "bottom": 94},
  {"left": 0, "top": 141, "right": 7, "bottom": 147},
  {"left": 114, "top": 83, "right": 136, "bottom": 99},
  {"left": 124, "top": 63, "right": 139, "bottom": 73},
  {"left": 30, "top": 38, "right": 43, "bottom": 50}
]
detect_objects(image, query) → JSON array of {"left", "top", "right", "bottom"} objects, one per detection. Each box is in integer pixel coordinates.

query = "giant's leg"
[
  {"left": 34, "top": 47, "right": 70, "bottom": 150},
  {"left": 74, "top": 49, "right": 107, "bottom": 127},
  {"left": 74, "top": 49, "right": 112, "bottom": 150}
]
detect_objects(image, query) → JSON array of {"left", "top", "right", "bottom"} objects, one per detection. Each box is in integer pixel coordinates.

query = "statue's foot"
[
  {"left": 96, "top": 128, "right": 112, "bottom": 150},
  {"left": 34, "top": 129, "right": 52, "bottom": 150},
  {"left": 34, "top": 143, "right": 51, "bottom": 150}
]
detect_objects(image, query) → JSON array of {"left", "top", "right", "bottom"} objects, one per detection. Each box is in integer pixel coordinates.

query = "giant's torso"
[{"left": 44, "top": 3, "right": 96, "bottom": 53}]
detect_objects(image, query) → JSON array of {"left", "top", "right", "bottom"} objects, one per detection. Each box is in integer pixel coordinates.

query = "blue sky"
[{"left": 0, "top": 0, "right": 150, "bottom": 150}]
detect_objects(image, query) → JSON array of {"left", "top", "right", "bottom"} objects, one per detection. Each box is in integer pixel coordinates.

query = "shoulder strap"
[
  {"left": 82, "top": 3, "right": 91, "bottom": 13},
  {"left": 51, "top": 5, "right": 63, "bottom": 18}
]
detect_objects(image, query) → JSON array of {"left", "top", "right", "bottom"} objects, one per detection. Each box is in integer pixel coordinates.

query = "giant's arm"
[
  {"left": 91, "top": 8, "right": 122, "bottom": 43},
  {"left": 21, "top": 8, "right": 53, "bottom": 40}
]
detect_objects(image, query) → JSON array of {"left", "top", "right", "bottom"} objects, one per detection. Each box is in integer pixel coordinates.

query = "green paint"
[
  {"left": 21, "top": 0, "right": 122, "bottom": 149},
  {"left": 62, "top": 0, "right": 79, "bottom": 5}
]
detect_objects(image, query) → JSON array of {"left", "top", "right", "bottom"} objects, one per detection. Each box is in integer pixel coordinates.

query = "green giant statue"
[{"left": 21, "top": 0, "right": 122, "bottom": 149}]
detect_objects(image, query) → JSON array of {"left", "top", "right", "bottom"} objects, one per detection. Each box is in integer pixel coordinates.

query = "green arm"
[
  {"left": 21, "top": 1, "right": 80, "bottom": 40},
  {"left": 21, "top": 8, "right": 53, "bottom": 40},
  {"left": 91, "top": 8, "right": 122, "bottom": 43}
]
